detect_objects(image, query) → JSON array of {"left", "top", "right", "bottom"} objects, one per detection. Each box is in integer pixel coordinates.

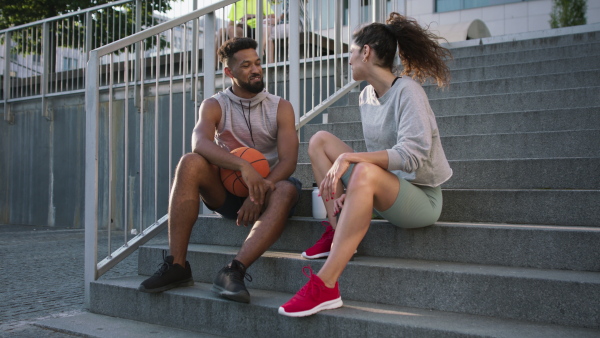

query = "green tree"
[
  {"left": 0, "top": 0, "right": 180, "bottom": 58},
  {"left": 550, "top": 0, "right": 587, "bottom": 28}
]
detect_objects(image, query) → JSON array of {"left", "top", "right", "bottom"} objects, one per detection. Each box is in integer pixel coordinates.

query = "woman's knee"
[
  {"left": 308, "top": 131, "right": 334, "bottom": 155},
  {"left": 346, "top": 163, "right": 379, "bottom": 190}
]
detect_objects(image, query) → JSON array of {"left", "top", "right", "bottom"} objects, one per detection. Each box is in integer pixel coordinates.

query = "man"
[{"left": 138, "top": 37, "right": 300, "bottom": 304}]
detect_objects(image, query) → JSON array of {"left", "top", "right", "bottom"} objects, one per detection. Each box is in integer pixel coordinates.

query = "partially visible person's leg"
[
  {"left": 317, "top": 163, "right": 399, "bottom": 286},
  {"left": 169, "top": 153, "right": 227, "bottom": 266},
  {"left": 212, "top": 178, "right": 300, "bottom": 303},
  {"left": 302, "top": 131, "right": 354, "bottom": 259},
  {"left": 235, "top": 179, "right": 299, "bottom": 266},
  {"left": 308, "top": 131, "right": 353, "bottom": 228},
  {"left": 279, "top": 163, "right": 400, "bottom": 316},
  {"left": 139, "top": 153, "right": 228, "bottom": 293}
]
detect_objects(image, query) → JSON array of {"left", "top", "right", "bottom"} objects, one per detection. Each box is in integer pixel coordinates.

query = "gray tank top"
[{"left": 213, "top": 87, "right": 281, "bottom": 168}]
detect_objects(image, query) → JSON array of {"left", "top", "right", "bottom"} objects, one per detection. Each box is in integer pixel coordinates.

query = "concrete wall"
[
  {"left": 0, "top": 66, "right": 337, "bottom": 228},
  {"left": 406, "top": 0, "right": 600, "bottom": 37}
]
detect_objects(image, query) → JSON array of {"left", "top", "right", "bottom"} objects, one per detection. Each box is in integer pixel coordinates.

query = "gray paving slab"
[
  {"left": 34, "top": 311, "right": 221, "bottom": 337},
  {"left": 0, "top": 224, "right": 167, "bottom": 337}
]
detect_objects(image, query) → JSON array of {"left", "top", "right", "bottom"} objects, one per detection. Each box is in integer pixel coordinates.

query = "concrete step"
[
  {"left": 448, "top": 55, "right": 599, "bottom": 82},
  {"left": 443, "top": 129, "right": 600, "bottom": 160},
  {"left": 304, "top": 108, "right": 600, "bottom": 139},
  {"left": 135, "top": 245, "right": 600, "bottom": 328},
  {"left": 441, "top": 189, "right": 600, "bottom": 226},
  {"left": 179, "top": 216, "right": 600, "bottom": 271},
  {"left": 34, "top": 311, "right": 216, "bottom": 338},
  {"left": 90, "top": 276, "right": 600, "bottom": 338},
  {"left": 298, "top": 130, "right": 600, "bottom": 162},
  {"left": 294, "top": 157, "right": 600, "bottom": 190},
  {"left": 446, "top": 42, "right": 600, "bottom": 69},
  {"left": 424, "top": 70, "right": 600, "bottom": 99},
  {"left": 323, "top": 105, "right": 360, "bottom": 123},
  {"left": 286, "top": 188, "right": 599, "bottom": 226},
  {"left": 430, "top": 87, "right": 600, "bottom": 116},
  {"left": 447, "top": 31, "right": 600, "bottom": 59}
]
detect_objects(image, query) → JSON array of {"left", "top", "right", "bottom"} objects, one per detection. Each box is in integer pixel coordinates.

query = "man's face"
[{"left": 227, "top": 48, "right": 264, "bottom": 94}]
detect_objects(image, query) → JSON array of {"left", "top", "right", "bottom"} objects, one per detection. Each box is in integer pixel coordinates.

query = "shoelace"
[
  {"left": 298, "top": 266, "right": 320, "bottom": 299},
  {"left": 153, "top": 260, "right": 171, "bottom": 276},
  {"left": 226, "top": 266, "right": 253, "bottom": 283}
]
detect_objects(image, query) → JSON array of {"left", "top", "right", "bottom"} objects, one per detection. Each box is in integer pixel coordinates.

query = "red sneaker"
[
  {"left": 302, "top": 221, "right": 334, "bottom": 259},
  {"left": 278, "top": 266, "right": 343, "bottom": 317}
]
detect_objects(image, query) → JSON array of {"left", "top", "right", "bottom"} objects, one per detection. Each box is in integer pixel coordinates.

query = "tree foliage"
[
  {"left": 550, "top": 0, "right": 587, "bottom": 28},
  {"left": 0, "top": 0, "right": 180, "bottom": 55}
]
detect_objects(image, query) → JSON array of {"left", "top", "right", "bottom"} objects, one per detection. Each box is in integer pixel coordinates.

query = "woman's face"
[{"left": 349, "top": 43, "right": 366, "bottom": 81}]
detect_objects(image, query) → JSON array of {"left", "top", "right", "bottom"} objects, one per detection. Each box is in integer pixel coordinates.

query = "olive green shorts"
[{"left": 341, "top": 164, "right": 442, "bottom": 228}]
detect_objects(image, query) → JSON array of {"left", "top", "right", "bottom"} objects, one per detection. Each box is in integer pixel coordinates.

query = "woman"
[{"left": 279, "top": 12, "right": 453, "bottom": 317}]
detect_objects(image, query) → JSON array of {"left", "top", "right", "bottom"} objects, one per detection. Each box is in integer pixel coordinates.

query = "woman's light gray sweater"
[{"left": 359, "top": 76, "right": 452, "bottom": 187}]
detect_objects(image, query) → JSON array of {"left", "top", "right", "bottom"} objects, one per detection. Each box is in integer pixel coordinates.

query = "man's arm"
[
  {"left": 192, "top": 98, "right": 274, "bottom": 205},
  {"left": 265, "top": 98, "right": 298, "bottom": 184}
]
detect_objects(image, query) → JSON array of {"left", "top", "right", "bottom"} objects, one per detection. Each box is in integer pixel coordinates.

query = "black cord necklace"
[{"left": 239, "top": 99, "right": 256, "bottom": 147}]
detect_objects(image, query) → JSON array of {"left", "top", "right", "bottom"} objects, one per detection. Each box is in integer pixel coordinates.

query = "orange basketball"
[{"left": 220, "top": 147, "right": 270, "bottom": 197}]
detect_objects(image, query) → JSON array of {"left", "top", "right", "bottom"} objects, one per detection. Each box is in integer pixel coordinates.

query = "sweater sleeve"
[{"left": 386, "top": 82, "right": 433, "bottom": 173}]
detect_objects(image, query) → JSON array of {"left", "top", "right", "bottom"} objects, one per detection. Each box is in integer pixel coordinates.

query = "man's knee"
[
  {"left": 176, "top": 153, "right": 211, "bottom": 177},
  {"left": 270, "top": 180, "right": 299, "bottom": 205}
]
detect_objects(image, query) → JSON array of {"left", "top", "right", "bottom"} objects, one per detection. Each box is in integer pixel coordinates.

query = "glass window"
[{"left": 436, "top": 0, "right": 527, "bottom": 13}]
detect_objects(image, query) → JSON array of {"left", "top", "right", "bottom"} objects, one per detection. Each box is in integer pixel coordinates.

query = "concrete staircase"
[{"left": 84, "top": 29, "right": 600, "bottom": 337}]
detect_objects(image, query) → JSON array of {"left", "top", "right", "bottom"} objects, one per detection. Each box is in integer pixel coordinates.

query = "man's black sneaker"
[
  {"left": 211, "top": 259, "right": 252, "bottom": 303},
  {"left": 138, "top": 255, "right": 194, "bottom": 293}
]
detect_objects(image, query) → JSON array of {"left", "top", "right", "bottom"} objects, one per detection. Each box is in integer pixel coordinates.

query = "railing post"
[
  {"left": 84, "top": 50, "right": 100, "bottom": 308},
  {"left": 42, "top": 22, "right": 52, "bottom": 121},
  {"left": 256, "top": 0, "right": 264, "bottom": 61},
  {"left": 348, "top": 0, "right": 360, "bottom": 90},
  {"left": 191, "top": 0, "right": 198, "bottom": 101},
  {"left": 204, "top": 12, "right": 216, "bottom": 98},
  {"left": 134, "top": 0, "right": 142, "bottom": 110},
  {"left": 3, "top": 31, "right": 13, "bottom": 124},
  {"left": 289, "top": 0, "right": 300, "bottom": 125}
]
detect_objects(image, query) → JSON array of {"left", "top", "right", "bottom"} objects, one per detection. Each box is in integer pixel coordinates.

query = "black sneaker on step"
[
  {"left": 211, "top": 259, "right": 252, "bottom": 303},
  {"left": 138, "top": 255, "right": 194, "bottom": 293}
]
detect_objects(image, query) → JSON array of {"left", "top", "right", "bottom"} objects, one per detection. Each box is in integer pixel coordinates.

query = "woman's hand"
[
  {"left": 319, "top": 153, "right": 351, "bottom": 202},
  {"left": 333, "top": 194, "right": 346, "bottom": 216}
]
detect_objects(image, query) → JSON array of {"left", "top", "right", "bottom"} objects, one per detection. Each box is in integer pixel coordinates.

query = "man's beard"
[{"left": 240, "top": 76, "right": 265, "bottom": 93}]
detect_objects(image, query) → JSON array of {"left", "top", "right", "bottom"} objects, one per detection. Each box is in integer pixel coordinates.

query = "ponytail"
[{"left": 353, "top": 12, "right": 452, "bottom": 87}]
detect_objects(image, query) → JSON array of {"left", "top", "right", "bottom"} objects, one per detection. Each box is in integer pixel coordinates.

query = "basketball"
[{"left": 220, "top": 147, "right": 270, "bottom": 197}]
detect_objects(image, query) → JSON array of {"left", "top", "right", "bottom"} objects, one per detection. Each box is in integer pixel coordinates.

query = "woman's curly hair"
[{"left": 353, "top": 12, "right": 452, "bottom": 87}]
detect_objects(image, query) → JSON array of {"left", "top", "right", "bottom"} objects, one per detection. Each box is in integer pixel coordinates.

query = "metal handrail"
[{"left": 83, "top": 0, "right": 396, "bottom": 308}]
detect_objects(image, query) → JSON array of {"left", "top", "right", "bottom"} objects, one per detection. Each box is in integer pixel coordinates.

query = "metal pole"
[
  {"left": 42, "top": 22, "right": 51, "bottom": 120},
  {"left": 134, "top": 0, "right": 142, "bottom": 109},
  {"left": 289, "top": 0, "right": 300, "bottom": 125},
  {"left": 3, "top": 31, "right": 12, "bottom": 123},
  {"left": 84, "top": 50, "right": 100, "bottom": 308}
]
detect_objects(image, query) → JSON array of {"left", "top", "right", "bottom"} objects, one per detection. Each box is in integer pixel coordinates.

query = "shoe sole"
[
  {"left": 211, "top": 284, "right": 251, "bottom": 303},
  {"left": 278, "top": 297, "right": 343, "bottom": 317},
  {"left": 301, "top": 251, "right": 330, "bottom": 259},
  {"left": 137, "top": 278, "right": 194, "bottom": 293},
  {"left": 301, "top": 250, "right": 357, "bottom": 260}
]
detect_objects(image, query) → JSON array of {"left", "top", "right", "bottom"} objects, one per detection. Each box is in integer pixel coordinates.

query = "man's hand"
[
  {"left": 240, "top": 163, "right": 275, "bottom": 205},
  {"left": 236, "top": 197, "right": 263, "bottom": 227}
]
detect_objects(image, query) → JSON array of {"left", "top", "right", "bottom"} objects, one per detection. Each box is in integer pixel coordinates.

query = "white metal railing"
[
  {"left": 0, "top": 0, "right": 181, "bottom": 123},
  {"left": 84, "top": 0, "right": 402, "bottom": 306}
]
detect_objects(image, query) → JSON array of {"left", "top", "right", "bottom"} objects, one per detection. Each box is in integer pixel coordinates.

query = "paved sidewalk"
[{"left": 0, "top": 224, "right": 167, "bottom": 337}]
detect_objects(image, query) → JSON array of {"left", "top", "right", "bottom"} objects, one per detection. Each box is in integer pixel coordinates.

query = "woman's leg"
[
  {"left": 308, "top": 131, "right": 353, "bottom": 228},
  {"left": 317, "top": 162, "right": 400, "bottom": 288}
]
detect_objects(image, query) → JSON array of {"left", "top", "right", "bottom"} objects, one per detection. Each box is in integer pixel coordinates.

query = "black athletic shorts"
[{"left": 208, "top": 177, "right": 302, "bottom": 220}]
